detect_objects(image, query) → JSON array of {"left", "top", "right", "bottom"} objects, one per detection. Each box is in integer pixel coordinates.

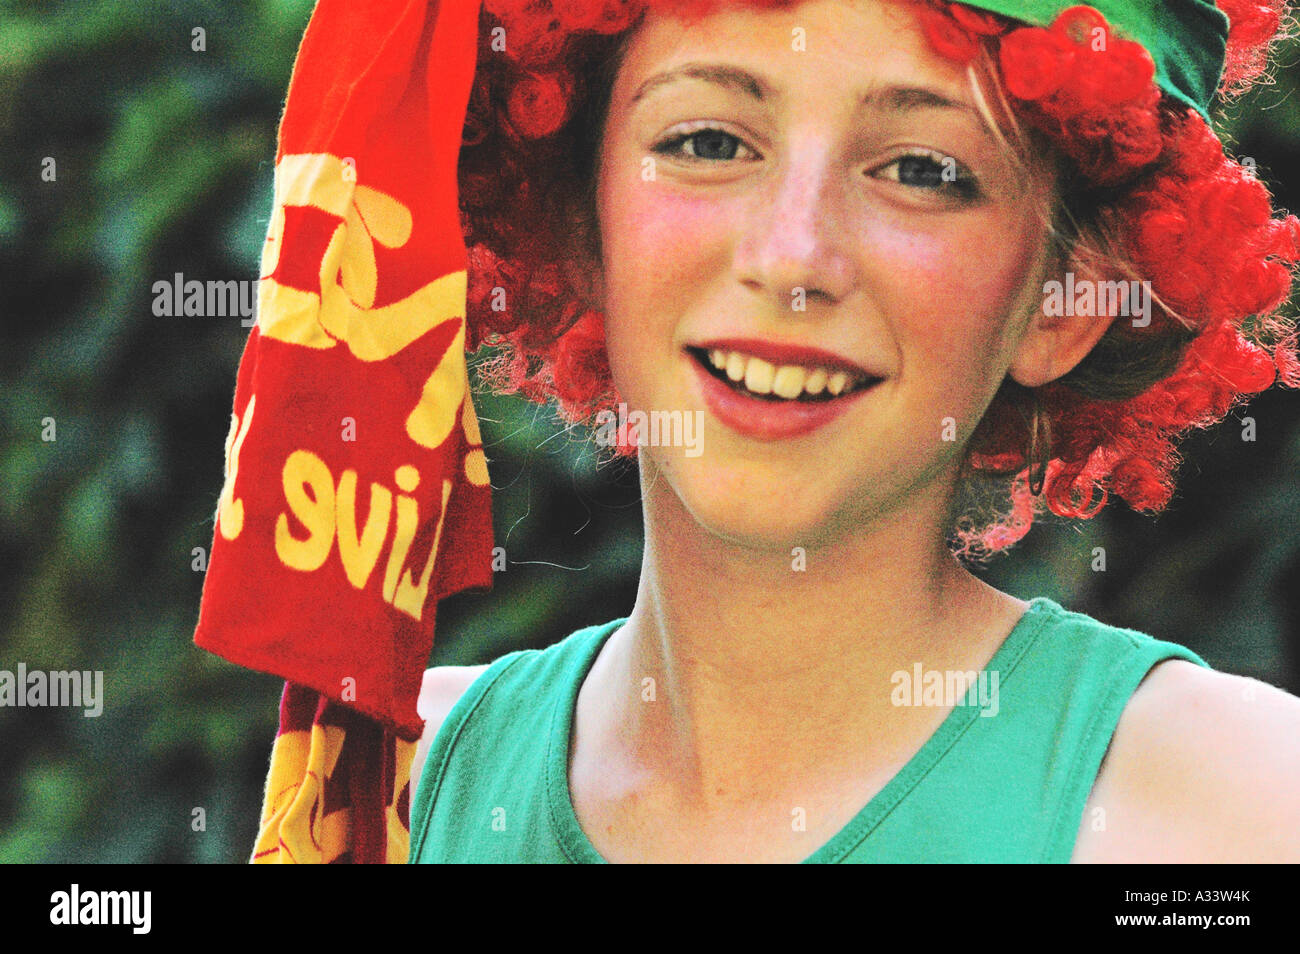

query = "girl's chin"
[
  {"left": 660, "top": 473, "right": 859, "bottom": 553},
  {"left": 696, "top": 509, "right": 861, "bottom": 555}
]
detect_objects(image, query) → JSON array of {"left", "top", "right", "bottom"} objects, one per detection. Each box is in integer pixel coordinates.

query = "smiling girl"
[{"left": 407, "top": 0, "right": 1300, "bottom": 863}]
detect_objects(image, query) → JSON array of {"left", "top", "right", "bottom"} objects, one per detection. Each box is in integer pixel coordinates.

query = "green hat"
[{"left": 957, "top": 0, "right": 1230, "bottom": 121}]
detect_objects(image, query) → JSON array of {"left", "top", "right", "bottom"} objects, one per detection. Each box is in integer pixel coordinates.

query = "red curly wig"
[{"left": 456, "top": 0, "right": 1300, "bottom": 559}]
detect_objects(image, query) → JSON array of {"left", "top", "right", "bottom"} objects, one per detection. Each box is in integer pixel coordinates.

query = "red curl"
[{"left": 506, "top": 70, "right": 572, "bottom": 139}]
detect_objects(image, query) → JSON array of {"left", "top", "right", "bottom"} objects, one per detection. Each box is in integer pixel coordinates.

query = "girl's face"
[{"left": 594, "top": 0, "right": 1065, "bottom": 549}]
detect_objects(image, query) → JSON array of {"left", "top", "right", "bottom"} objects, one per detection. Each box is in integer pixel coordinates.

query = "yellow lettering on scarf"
[
  {"left": 272, "top": 452, "right": 453, "bottom": 621},
  {"left": 392, "top": 477, "right": 453, "bottom": 621},
  {"left": 255, "top": 151, "right": 475, "bottom": 452},
  {"left": 382, "top": 465, "right": 420, "bottom": 604},
  {"left": 315, "top": 226, "right": 467, "bottom": 362},
  {"left": 405, "top": 318, "right": 468, "bottom": 450},
  {"left": 256, "top": 150, "right": 454, "bottom": 360},
  {"left": 276, "top": 450, "right": 335, "bottom": 571},
  {"left": 217, "top": 395, "right": 255, "bottom": 540},
  {"left": 335, "top": 470, "right": 393, "bottom": 589},
  {"left": 463, "top": 386, "right": 490, "bottom": 487}
]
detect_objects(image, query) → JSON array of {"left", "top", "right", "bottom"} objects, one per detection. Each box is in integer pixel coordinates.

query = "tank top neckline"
[{"left": 544, "top": 597, "right": 1060, "bottom": 863}]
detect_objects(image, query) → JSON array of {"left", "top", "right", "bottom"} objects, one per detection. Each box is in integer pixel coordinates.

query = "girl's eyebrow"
[
  {"left": 630, "top": 63, "right": 768, "bottom": 104},
  {"left": 629, "top": 61, "right": 974, "bottom": 116}
]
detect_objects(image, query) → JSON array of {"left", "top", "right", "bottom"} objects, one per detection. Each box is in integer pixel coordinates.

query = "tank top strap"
[
  {"left": 825, "top": 597, "right": 1209, "bottom": 862},
  {"left": 409, "top": 620, "right": 620, "bottom": 863}
]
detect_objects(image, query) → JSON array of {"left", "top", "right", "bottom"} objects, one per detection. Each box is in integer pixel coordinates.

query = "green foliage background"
[{"left": 1, "top": 0, "right": 1297, "bottom": 863}]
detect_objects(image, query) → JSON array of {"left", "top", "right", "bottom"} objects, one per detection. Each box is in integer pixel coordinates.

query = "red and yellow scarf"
[{"left": 193, "top": 0, "right": 492, "bottom": 863}]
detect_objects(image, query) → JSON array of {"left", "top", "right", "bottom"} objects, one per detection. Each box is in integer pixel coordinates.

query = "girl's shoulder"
[
  {"left": 1072, "top": 659, "right": 1300, "bottom": 862},
  {"left": 411, "top": 663, "right": 490, "bottom": 805},
  {"left": 411, "top": 618, "right": 626, "bottom": 801}
]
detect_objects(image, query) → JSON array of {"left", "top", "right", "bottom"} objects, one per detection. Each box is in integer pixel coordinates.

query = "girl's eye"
[
  {"left": 874, "top": 151, "right": 981, "bottom": 201},
  {"left": 652, "top": 125, "right": 757, "bottom": 163},
  {"left": 650, "top": 130, "right": 980, "bottom": 202}
]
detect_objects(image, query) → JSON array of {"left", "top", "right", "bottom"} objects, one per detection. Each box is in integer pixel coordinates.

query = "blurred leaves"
[{"left": 1, "top": 0, "right": 311, "bottom": 863}]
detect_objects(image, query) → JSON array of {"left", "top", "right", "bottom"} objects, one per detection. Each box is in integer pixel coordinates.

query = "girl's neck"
[{"left": 578, "top": 456, "right": 1029, "bottom": 805}]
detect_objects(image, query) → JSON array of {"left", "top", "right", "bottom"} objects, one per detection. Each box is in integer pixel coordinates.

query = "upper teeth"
[{"left": 708, "top": 349, "right": 864, "bottom": 399}]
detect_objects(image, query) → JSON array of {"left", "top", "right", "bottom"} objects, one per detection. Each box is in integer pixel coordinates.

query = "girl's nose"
[{"left": 732, "top": 151, "right": 859, "bottom": 310}]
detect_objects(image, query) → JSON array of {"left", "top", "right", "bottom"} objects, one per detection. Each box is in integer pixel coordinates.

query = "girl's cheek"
[
  {"left": 604, "top": 179, "right": 731, "bottom": 318},
  {"left": 619, "top": 181, "right": 722, "bottom": 262},
  {"left": 868, "top": 218, "right": 1038, "bottom": 368}
]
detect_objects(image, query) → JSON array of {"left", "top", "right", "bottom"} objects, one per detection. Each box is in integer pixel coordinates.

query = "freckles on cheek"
[{"left": 607, "top": 182, "right": 725, "bottom": 291}]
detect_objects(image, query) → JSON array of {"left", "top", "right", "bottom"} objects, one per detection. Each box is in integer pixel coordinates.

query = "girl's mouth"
[
  {"left": 685, "top": 346, "right": 879, "bottom": 403},
  {"left": 685, "top": 346, "right": 881, "bottom": 442}
]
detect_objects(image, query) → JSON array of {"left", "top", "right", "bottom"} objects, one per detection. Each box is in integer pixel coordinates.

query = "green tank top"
[{"left": 409, "top": 597, "right": 1208, "bottom": 863}]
